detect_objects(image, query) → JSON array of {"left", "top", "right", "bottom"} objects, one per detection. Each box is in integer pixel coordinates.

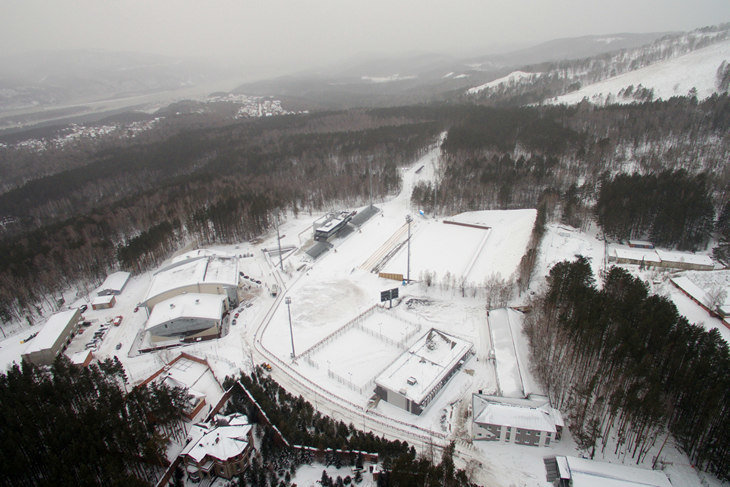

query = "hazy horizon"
[{"left": 2, "top": 0, "right": 729, "bottom": 80}]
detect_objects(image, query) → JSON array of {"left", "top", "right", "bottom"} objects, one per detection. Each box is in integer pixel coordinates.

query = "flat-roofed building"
[
  {"left": 374, "top": 328, "right": 472, "bottom": 415},
  {"left": 628, "top": 239, "right": 654, "bottom": 249},
  {"left": 544, "top": 455, "right": 672, "bottom": 487},
  {"left": 609, "top": 247, "right": 661, "bottom": 267},
  {"left": 97, "top": 271, "right": 131, "bottom": 296},
  {"left": 22, "top": 309, "right": 81, "bottom": 366},
  {"left": 655, "top": 249, "right": 715, "bottom": 271},
  {"left": 91, "top": 294, "right": 116, "bottom": 310},
  {"left": 609, "top": 245, "right": 715, "bottom": 271}
]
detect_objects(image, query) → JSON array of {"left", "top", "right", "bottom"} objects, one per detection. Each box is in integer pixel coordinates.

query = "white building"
[
  {"left": 374, "top": 328, "right": 472, "bottom": 415},
  {"left": 97, "top": 271, "right": 131, "bottom": 296},
  {"left": 545, "top": 455, "right": 672, "bottom": 487},
  {"left": 22, "top": 309, "right": 81, "bottom": 366},
  {"left": 472, "top": 394, "right": 563, "bottom": 447},
  {"left": 142, "top": 250, "right": 239, "bottom": 312},
  {"left": 145, "top": 294, "right": 226, "bottom": 342}
]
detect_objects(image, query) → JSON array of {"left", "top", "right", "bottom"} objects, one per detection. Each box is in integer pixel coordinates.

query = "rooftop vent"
[{"left": 407, "top": 377, "right": 417, "bottom": 386}]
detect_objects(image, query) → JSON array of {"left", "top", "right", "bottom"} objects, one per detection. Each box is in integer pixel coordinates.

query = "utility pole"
[
  {"left": 405, "top": 214, "right": 413, "bottom": 284},
  {"left": 276, "top": 212, "right": 284, "bottom": 271},
  {"left": 285, "top": 297, "right": 295, "bottom": 359}
]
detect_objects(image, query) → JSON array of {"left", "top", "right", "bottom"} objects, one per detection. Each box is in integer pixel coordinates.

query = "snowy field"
[
  {"left": 381, "top": 209, "right": 536, "bottom": 285},
  {"left": 548, "top": 39, "right": 730, "bottom": 105}
]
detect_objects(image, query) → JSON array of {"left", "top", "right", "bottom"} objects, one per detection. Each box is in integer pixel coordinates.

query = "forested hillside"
[
  {"left": 0, "top": 110, "right": 442, "bottom": 326},
  {"left": 412, "top": 96, "right": 728, "bottom": 247},
  {"left": 525, "top": 258, "right": 730, "bottom": 480},
  {"left": 1, "top": 94, "right": 728, "bottom": 329}
]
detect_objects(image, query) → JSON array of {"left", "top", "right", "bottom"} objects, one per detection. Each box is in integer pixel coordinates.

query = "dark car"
[
  {"left": 115, "top": 343, "right": 122, "bottom": 350},
  {"left": 79, "top": 304, "right": 88, "bottom": 313},
  {"left": 232, "top": 319, "right": 237, "bottom": 326}
]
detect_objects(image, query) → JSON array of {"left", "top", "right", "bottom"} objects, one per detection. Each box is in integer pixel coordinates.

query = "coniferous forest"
[
  {"left": 525, "top": 258, "right": 730, "bottom": 480},
  {"left": 0, "top": 356, "right": 189, "bottom": 486},
  {"left": 225, "top": 370, "right": 475, "bottom": 487}
]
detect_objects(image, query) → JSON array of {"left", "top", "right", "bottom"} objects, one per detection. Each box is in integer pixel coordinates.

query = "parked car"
[
  {"left": 115, "top": 343, "right": 122, "bottom": 350},
  {"left": 234, "top": 312, "right": 240, "bottom": 318},
  {"left": 112, "top": 316, "right": 123, "bottom": 326},
  {"left": 232, "top": 319, "right": 237, "bottom": 326},
  {"left": 133, "top": 306, "right": 139, "bottom": 313},
  {"left": 79, "top": 304, "right": 88, "bottom": 313}
]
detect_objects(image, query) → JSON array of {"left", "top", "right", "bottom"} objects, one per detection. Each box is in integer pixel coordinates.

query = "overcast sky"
[{"left": 2, "top": 0, "right": 729, "bottom": 77}]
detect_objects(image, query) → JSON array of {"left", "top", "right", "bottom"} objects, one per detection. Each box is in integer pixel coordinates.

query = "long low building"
[
  {"left": 146, "top": 294, "right": 226, "bottom": 342},
  {"left": 545, "top": 455, "right": 672, "bottom": 487},
  {"left": 374, "top": 328, "right": 472, "bottom": 415},
  {"left": 97, "top": 271, "right": 131, "bottom": 296},
  {"left": 22, "top": 309, "right": 81, "bottom": 366},
  {"left": 609, "top": 245, "right": 714, "bottom": 271},
  {"left": 142, "top": 250, "right": 239, "bottom": 311},
  {"left": 472, "top": 394, "right": 563, "bottom": 447}
]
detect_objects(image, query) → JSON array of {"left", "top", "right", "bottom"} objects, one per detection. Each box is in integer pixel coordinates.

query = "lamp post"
[
  {"left": 405, "top": 214, "right": 413, "bottom": 284},
  {"left": 285, "top": 297, "right": 295, "bottom": 359}
]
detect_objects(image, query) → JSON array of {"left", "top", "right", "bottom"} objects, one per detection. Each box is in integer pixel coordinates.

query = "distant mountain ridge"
[
  {"left": 231, "top": 31, "right": 674, "bottom": 109},
  {"left": 0, "top": 50, "right": 227, "bottom": 113},
  {"left": 463, "top": 23, "right": 730, "bottom": 105}
]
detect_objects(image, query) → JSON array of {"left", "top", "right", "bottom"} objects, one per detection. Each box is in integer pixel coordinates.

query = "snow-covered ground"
[
  {"left": 466, "top": 70, "right": 542, "bottom": 95},
  {"left": 547, "top": 39, "right": 730, "bottom": 105},
  {"left": 0, "top": 134, "right": 725, "bottom": 486}
]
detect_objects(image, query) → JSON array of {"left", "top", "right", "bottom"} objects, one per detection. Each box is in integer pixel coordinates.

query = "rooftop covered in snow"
[
  {"left": 145, "top": 294, "right": 225, "bottom": 332},
  {"left": 143, "top": 251, "right": 238, "bottom": 307},
  {"left": 139, "top": 353, "right": 225, "bottom": 420},
  {"left": 97, "top": 271, "right": 131, "bottom": 295},
  {"left": 473, "top": 394, "right": 563, "bottom": 433},
  {"left": 23, "top": 309, "right": 80, "bottom": 355},
  {"left": 181, "top": 413, "right": 253, "bottom": 464},
  {"left": 375, "top": 328, "right": 472, "bottom": 406},
  {"left": 554, "top": 455, "right": 672, "bottom": 487}
]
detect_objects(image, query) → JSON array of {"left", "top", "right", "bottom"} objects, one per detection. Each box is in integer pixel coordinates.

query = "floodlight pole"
[
  {"left": 276, "top": 212, "right": 284, "bottom": 271},
  {"left": 285, "top": 297, "right": 295, "bottom": 359},
  {"left": 405, "top": 215, "right": 413, "bottom": 284},
  {"left": 368, "top": 156, "right": 374, "bottom": 208}
]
